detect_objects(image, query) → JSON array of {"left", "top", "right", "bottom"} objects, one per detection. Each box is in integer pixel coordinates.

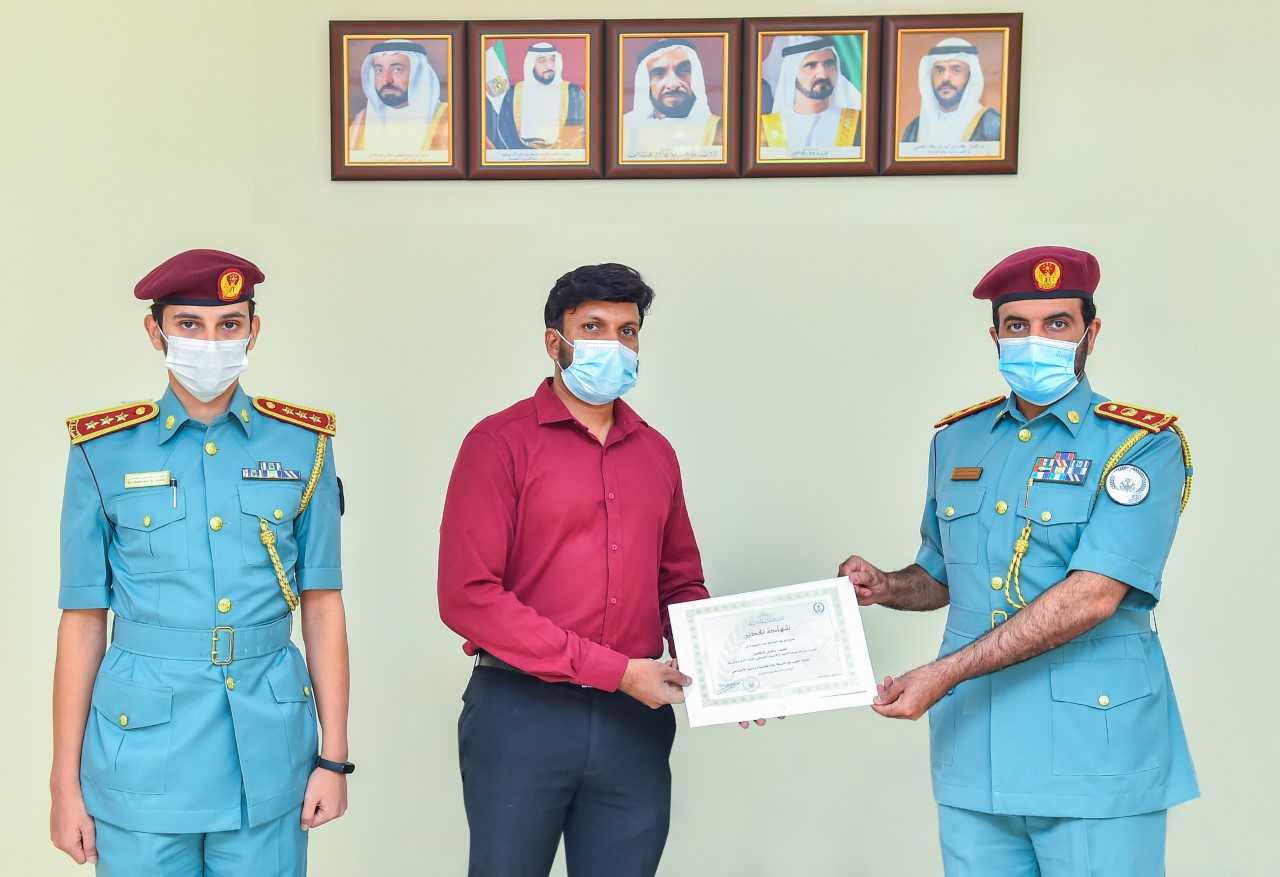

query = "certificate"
[{"left": 669, "top": 578, "right": 877, "bottom": 728}]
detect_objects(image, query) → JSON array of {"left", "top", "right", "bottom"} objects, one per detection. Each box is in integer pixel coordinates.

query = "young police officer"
[{"left": 50, "top": 250, "right": 354, "bottom": 874}]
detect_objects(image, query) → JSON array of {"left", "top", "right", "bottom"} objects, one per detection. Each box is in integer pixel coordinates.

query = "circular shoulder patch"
[{"left": 1105, "top": 465, "right": 1150, "bottom": 506}]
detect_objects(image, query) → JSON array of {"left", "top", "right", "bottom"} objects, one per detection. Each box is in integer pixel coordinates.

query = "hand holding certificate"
[{"left": 668, "top": 578, "right": 877, "bottom": 728}]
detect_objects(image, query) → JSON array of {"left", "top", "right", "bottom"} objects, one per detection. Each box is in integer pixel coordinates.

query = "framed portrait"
[
  {"left": 881, "top": 13, "right": 1022, "bottom": 175},
  {"left": 605, "top": 19, "right": 742, "bottom": 178},
  {"left": 468, "top": 20, "right": 604, "bottom": 179},
  {"left": 329, "top": 21, "right": 466, "bottom": 180},
  {"left": 743, "top": 17, "right": 881, "bottom": 177}
]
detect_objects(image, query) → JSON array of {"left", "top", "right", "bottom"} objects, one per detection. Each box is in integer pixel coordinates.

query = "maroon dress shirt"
[{"left": 438, "top": 379, "right": 709, "bottom": 691}]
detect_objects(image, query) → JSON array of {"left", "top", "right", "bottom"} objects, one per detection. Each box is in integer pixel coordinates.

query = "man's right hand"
[
  {"left": 619, "top": 658, "right": 691, "bottom": 709},
  {"left": 838, "top": 554, "right": 891, "bottom": 606},
  {"left": 50, "top": 787, "right": 97, "bottom": 865}
]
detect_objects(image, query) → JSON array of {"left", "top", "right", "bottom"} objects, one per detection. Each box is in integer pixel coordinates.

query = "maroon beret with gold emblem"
[
  {"left": 134, "top": 249, "right": 264, "bottom": 306},
  {"left": 972, "top": 246, "right": 1100, "bottom": 304}
]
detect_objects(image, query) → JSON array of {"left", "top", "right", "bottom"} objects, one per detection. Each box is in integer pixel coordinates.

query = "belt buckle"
[
  {"left": 211, "top": 626, "right": 236, "bottom": 665},
  {"left": 990, "top": 609, "right": 1008, "bottom": 629}
]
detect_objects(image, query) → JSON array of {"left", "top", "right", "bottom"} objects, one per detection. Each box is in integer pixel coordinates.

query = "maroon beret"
[
  {"left": 134, "top": 249, "right": 264, "bottom": 306},
  {"left": 972, "top": 246, "right": 1100, "bottom": 304}
]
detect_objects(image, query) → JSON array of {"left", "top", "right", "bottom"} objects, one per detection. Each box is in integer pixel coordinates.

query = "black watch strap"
[{"left": 315, "top": 756, "right": 355, "bottom": 775}]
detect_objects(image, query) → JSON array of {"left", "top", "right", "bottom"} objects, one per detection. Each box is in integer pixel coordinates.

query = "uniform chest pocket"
[
  {"left": 85, "top": 674, "right": 174, "bottom": 795},
  {"left": 1049, "top": 658, "right": 1165, "bottom": 776},
  {"left": 238, "top": 484, "right": 303, "bottom": 567},
  {"left": 936, "top": 485, "right": 986, "bottom": 565},
  {"left": 1019, "top": 488, "right": 1091, "bottom": 567},
  {"left": 111, "top": 490, "right": 189, "bottom": 574}
]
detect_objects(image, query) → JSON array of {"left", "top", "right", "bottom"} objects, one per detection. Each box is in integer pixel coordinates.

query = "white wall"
[{"left": 3, "top": 1, "right": 1277, "bottom": 873}]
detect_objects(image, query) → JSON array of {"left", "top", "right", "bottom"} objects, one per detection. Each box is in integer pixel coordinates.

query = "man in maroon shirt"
[{"left": 438, "top": 264, "right": 709, "bottom": 877}]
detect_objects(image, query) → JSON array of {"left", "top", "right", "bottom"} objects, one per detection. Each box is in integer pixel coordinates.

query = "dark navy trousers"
[{"left": 458, "top": 666, "right": 677, "bottom": 877}]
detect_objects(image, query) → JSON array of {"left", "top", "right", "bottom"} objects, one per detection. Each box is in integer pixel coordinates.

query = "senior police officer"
[
  {"left": 49, "top": 250, "right": 354, "bottom": 874},
  {"left": 838, "top": 246, "right": 1197, "bottom": 875}
]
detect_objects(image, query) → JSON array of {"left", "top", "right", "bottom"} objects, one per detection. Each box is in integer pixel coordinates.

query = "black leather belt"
[{"left": 475, "top": 652, "right": 523, "bottom": 674}]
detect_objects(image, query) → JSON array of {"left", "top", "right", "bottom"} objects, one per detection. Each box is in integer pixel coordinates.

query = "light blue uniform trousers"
[
  {"left": 938, "top": 805, "right": 1166, "bottom": 877},
  {"left": 95, "top": 797, "right": 307, "bottom": 877}
]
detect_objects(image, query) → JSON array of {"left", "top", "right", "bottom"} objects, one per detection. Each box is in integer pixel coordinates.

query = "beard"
[
  {"left": 797, "top": 77, "right": 834, "bottom": 101},
  {"left": 933, "top": 83, "right": 964, "bottom": 111},
  {"left": 533, "top": 67, "right": 556, "bottom": 85},
  {"left": 651, "top": 88, "right": 695, "bottom": 118},
  {"left": 378, "top": 85, "right": 409, "bottom": 108}
]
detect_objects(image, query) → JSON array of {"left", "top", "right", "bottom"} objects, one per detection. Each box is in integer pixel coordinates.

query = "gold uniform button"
[
  {"left": 1018, "top": 428, "right": 1032, "bottom": 442},
  {"left": 303, "top": 686, "right": 311, "bottom": 698},
  {"left": 118, "top": 714, "right": 128, "bottom": 728},
  {"left": 209, "top": 515, "right": 224, "bottom": 532},
  {"left": 217, "top": 598, "right": 232, "bottom": 613},
  {"left": 1098, "top": 694, "right": 1111, "bottom": 707},
  {"left": 991, "top": 577, "right": 1003, "bottom": 590},
  {"left": 226, "top": 677, "right": 236, "bottom": 691},
  {"left": 944, "top": 506, "right": 956, "bottom": 518},
  {"left": 1068, "top": 410, "right": 1081, "bottom": 424},
  {"left": 273, "top": 509, "right": 284, "bottom": 521},
  {"left": 1040, "top": 511, "right": 1053, "bottom": 523},
  {"left": 240, "top": 408, "right": 250, "bottom": 423},
  {"left": 204, "top": 441, "right": 218, "bottom": 456},
  {"left": 995, "top": 500, "right": 1008, "bottom": 515},
  {"left": 143, "top": 514, "right": 152, "bottom": 528},
  {"left": 164, "top": 414, "right": 175, "bottom": 430}
]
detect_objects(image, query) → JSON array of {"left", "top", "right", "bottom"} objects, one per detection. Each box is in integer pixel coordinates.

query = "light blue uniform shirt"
[
  {"left": 59, "top": 385, "right": 342, "bottom": 833},
  {"left": 916, "top": 378, "right": 1198, "bottom": 818}
]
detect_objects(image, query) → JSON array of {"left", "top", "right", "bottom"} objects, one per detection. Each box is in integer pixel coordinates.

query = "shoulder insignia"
[
  {"left": 1094, "top": 402, "right": 1178, "bottom": 433},
  {"left": 934, "top": 395, "right": 1006, "bottom": 429},
  {"left": 253, "top": 397, "right": 336, "bottom": 436},
  {"left": 66, "top": 401, "right": 159, "bottom": 445}
]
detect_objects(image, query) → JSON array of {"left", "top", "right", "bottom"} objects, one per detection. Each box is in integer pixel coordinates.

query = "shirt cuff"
[
  {"left": 1068, "top": 548, "right": 1160, "bottom": 600},
  {"left": 297, "top": 567, "right": 343, "bottom": 592},
  {"left": 578, "top": 641, "right": 630, "bottom": 692},
  {"left": 58, "top": 585, "right": 110, "bottom": 609},
  {"left": 915, "top": 544, "right": 948, "bottom": 587}
]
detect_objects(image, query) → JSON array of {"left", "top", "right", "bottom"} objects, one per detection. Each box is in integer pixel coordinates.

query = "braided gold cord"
[
  {"left": 296, "top": 433, "right": 327, "bottom": 517},
  {"left": 1003, "top": 518, "right": 1033, "bottom": 610},
  {"left": 1171, "top": 424, "right": 1193, "bottom": 513},
  {"left": 1093, "top": 429, "right": 1149, "bottom": 504},
  {"left": 260, "top": 518, "right": 300, "bottom": 611}
]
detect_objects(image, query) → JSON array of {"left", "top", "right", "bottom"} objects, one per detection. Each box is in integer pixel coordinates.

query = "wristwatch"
[{"left": 315, "top": 756, "right": 355, "bottom": 775}]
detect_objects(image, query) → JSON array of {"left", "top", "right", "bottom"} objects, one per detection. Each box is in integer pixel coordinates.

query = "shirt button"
[
  {"left": 164, "top": 414, "right": 175, "bottom": 430},
  {"left": 607, "top": 492, "right": 616, "bottom": 501},
  {"left": 209, "top": 515, "right": 224, "bottom": 532},
  {"left": 142, "top": 514, "right": 153, "bottom": 528},
  {"left": 944, "top": 506, "right": 955, "bottom": 518},
  {"left": 273, "top": 509, "right": 285, "bottom": 521},
  {"left": 1018, "top": 428, "right": 1032, "bottom": 442},
  {"left": 1098, "top": 694, "right": 1111, "bottom": 707},
  {"left": 118, "top": 713, "right": 129, "bottom": 727},
  {"left": 610, "top": 544, "right": 619, "bottom": 551},
  {"left": 995, "top": 501, "right": 1008, "bottom": 515},
  {"left": 303, "top": 686, "right": 311, "bottom": 697},
  {"left": 609, "top": 597, "right": 618, "bottom": 605},
  {"left": 240, "top": 408, "right": 250, "bottom": 423},
  {"left": 226, "top": 677, "right": 236, "bottom": 691},
  {"left": 217, "top": 598, "right": 232, "bottom": 613},
  {"left": 1040, "top": 511, "right": 1053, "bottom": 523},
  {"left": 204, "top": 441, "right": 218, "bottom": 456},
  {"left": 1067, "top": 411, "right": 1081, "bottom": 425},
  {"left": 991, "top": 577, "right": 1003, "bottom": 590}
]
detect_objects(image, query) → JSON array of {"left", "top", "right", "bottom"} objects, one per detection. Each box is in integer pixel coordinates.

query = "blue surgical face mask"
[
  {"left": 556, "top": 331, "right": 638, "bottom": 405},
  {"left": 997, "top": 332, "right": 1088, "bottom": 406}
]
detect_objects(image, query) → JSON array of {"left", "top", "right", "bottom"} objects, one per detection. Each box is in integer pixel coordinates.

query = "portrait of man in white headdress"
[
  {"left": 347, "top": 39, "right": 450, "bottom": 164},
  {"left": 483, "top": 39, "right": 588, "bottom": 163},
  {"left": 757, "top": 34, "right": 864, "bottom": 161},
  {"left": 621, "top": 37, "right": 725, "bottom": 163},
  {"left": 898, "top": 35, "right": 1002, "bottom": 158}
]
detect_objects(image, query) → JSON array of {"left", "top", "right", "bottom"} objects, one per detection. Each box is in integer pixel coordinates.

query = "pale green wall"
[{"left": 4, "top": 1, "right": 1276, "bottom": 873}]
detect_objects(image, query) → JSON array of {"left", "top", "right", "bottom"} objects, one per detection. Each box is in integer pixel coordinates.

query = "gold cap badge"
[
  {"left": 218, "top": 268, "right": 245, "bottom": 302},
  {"left": 1033, "top": 260, "right": 1062, "bottom": 292}
]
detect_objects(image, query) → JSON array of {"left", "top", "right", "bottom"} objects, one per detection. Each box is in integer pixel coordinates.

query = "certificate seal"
[{"left": 812, "top": 601, "right": 826, "bottom": 615}]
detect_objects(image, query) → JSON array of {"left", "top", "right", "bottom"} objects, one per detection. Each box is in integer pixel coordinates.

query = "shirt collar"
[
  {"left": 532, "top": 378, "right": 647, "bottom": 440},
  {"left": 156, "top": 383, "right": 255, "bottom": 443},
  {"left": 992, "top": 376, "right": 1093, "bottom": 437}
]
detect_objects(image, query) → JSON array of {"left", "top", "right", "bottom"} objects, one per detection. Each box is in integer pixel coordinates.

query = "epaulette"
[
  {"left": 1094, "top": 402, "right": 1178, "bottom": 433},
  {"left": 253, "top": 397, "right": 336, "bottom": 436},
  {"left": 66, "top": 401, "right": 159, "bottom": 445},
  {"left": 934, "top": 395, "right": 1006, "bottom": 429}
]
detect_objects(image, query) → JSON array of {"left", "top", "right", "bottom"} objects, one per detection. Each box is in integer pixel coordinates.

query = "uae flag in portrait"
[{"left": 484, "top": 39, "right": 514, "bottom": 148}]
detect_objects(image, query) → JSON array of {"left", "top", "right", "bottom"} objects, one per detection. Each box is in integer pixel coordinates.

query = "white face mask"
[{"left": 161, "top": 332, "right": 250, "bottom": 402}]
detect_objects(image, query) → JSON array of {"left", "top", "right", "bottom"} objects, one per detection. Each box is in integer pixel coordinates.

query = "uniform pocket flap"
[
  {"left": 267, "top": 661, "right": 310, "bottom": 703},
  {"left": 113, "top": 490, "right": 186, "bottom": 532},
  {"left": 1050, "top": 660, "right": 1151, "bottom": 710},
  {"left": 1018, "top": 489, "right": 1092, "bottom": 525},
  {"left": 936, "top": 485, "right": 987, "bottom": 521},
  {"left": 92, "top": 674, "right": 174, "bottom": 729},
  {"left": 238, "top": 484, "right": 303, "bottom": 523}
]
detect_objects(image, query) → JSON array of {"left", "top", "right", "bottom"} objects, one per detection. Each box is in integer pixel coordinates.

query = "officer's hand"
[
  {"left": 620, "top": 658, "right": 691, "bottom": 709},
  {"left": 50, "top": 790, "right": 97, "bottom": 865},
  {"left": 300, "top": 767, "right": 348, "bottom": 832},
  {"left": 839, "top": 555, "right": 890, "bottom": 605},
  {"left": 871, "top": 664, "right": 953, "bottom": 721}
]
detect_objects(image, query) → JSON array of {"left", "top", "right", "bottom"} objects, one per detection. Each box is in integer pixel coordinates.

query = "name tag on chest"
[
  {"left": 242, "top": 461, "right": 301, "bottom": 481},
  {"left": 124, "top": 470, "right": 171, "bottom": 489}
]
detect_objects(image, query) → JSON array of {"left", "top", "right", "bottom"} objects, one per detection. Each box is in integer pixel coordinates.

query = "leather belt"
[
  {"left": 111, "top": 615, "right": 293, "bottom": 665},
  {"left": 475, "top": 652, "right": 523, "bottom": 674}
]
